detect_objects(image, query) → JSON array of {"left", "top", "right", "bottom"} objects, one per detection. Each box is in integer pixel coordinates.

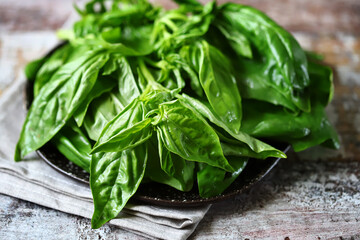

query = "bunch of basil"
[{"left": 15, "top": 0, "right": 339, "bottom": 228}]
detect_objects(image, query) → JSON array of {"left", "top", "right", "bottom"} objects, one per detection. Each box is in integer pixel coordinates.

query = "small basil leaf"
[
  {"left": 145, "top": 137, "right": 195, "bottom": 192},
  {"left": 197, "top": 156, "right": 248, "bottom": 198},
  {"left": 73, "top": 76, "right": 117, "bottom": 127},
  {"left": 52, "top": 121, "right": 92, "bottom": 172},
  {"left": 214, "top": 22, "right": 252, "bottom": 59},
  {"left": 83, "top": 90, "right": 124, "bottom": 141},
  {"left": 197, "top": 40, "right": 242, "bottom": 132},
  {"left": 114, "top": 57, "right": 141, "bottom": 105}
]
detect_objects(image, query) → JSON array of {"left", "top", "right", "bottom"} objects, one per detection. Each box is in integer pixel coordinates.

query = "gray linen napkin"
[{"left": 0, "top": 46, "right": 210, "bottom": 240}]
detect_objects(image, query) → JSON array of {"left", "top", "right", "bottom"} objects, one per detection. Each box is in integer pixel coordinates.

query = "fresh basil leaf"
[
  {"left": 174, "top": 2, "right": 215, "bottom": 43},
  {"left": 113, "top": 56, "right": 141, "bottom": 104},
  {"left": 33, "top": 44, "right": 73, "bottom": 96},
  {"left": 15, "top": 50, "right": 109, "bottom": 161},
  {"left": 213, "top": 22, "right": 252, "bottom": 59},
  {"left": 235, "top": 60, "right": 299, "bottom": 112},
  {"left": 241, "top": 99, "right": 310, "bottom": 139},
  {"left": 145, "top": 137, "right": 195, "bottom": 192},
  {"left": 289, "top": 102, "right": 340, "bottom": 151},
  {"left": 83, "top": 90, "right": 124, "bottom": 141},
  {"left": 307, "top": 60, "right": 334, "bottom": 106},
  {"left": 219, "top": 3, "right": 310, "bottom": 112},
  {"left": 173, "top": 0, "right": 202, "bottom": 8},
  {"left": 241, "top": 60, "right": 339, "bottom": 151},
  {"left": 74, "top": 15, "right": 101, "bottom": 38},
  {"left": 25, "top": 57, "right": 46, "bottom": 82},
  {"left": 197, "top": 156, "right": 248, "bottom": 198},
  {"left": 179, "top": 94, "right": 286, "bottom": 159},
  {"left": 155, "top": 100, "right": 234, "bottom": 172},
  {"left": 90, "top": 144, "right": 147, "bottom": 229},
  {"left": 73, "top": 76, "right": 117, "bottom": 127},
  {"left": 92, "top": 99, "right": 152, "bottom": 153},
  {"left": 52, "top": 121, "right": 92, "bottom": 172},
  {"left": 197, "top": 40, "right": 242, "bottom": 132}
]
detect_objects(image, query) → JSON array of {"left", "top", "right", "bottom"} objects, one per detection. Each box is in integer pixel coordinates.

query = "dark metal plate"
[{"left": 36, "top": 143, "right": 289, "bottom": 206}]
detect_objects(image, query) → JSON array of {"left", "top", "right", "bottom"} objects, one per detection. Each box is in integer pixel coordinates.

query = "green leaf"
[
  {"left": 307, "top": 60, "right": 334, "bottom": 106},
  {"left": 240, "top": 60, "right": 339, "bottom": 152},
  {"left": 90, "top": 144, "right": 147, "bottom": 229},
  {"left": 15, "top": 50, "right": 109, "bottom": 161},
  {"left": 241, "top": 99, "right": 310, "bottom": 139},
  {"left": 197, "top": 41, "right": 242, "bottom": 132},
  {"left": 25, "top": 57, "right": 46, "bottom": 82},
  {"left": 197, "top": 156, "right": 248, "bottom": 198},
  {"left": 172, "top": 0, "right": 202, "bottom": 8},
  {"left": 52, "top": 121, "right": 92, "bottom": 172},
  {"left": 33, "top": 44, "right": 74, "bottom": 96},
  {"left": 214, "top": 22, "right": 252, "bottom": 58},
  {"left": 155, "top": 100, "right": 234, "bottom": 172},
  {"left": 83, "top": 90, "right": 124, "bottom": 141},
  {"left": 179, "top": 94, "right": 286, "bottom": 159},
  {"left": 112, "top": 56, "right": 141, "bottom": 105},
  {"left": 92, "top": 99, "right": 152, "bottom": 153},
  {"left": 289, "top": 102, "right": 340, "bottom": 151},
  {"left": 219, "top": 3, "right": 310, "bottom": 112},
  {"left": 235, "top": 60, "right": 299, "bottom": 112},
  {"left": 73, "top": 75, "right": 117, "bottom": 127},
  {"left": 144, "top": 136, "right": 195, "bottom": 191},
  {"left": 179, "top": 94, "right": 286, "bottom": 158},
  {"left": 74, "top": 54, "right": 139, "bottom": 127}
]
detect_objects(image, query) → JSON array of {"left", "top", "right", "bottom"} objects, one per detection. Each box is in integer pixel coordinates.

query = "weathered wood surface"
[{"left": 0, "top": 0, "right": 359, "bottom": 239}]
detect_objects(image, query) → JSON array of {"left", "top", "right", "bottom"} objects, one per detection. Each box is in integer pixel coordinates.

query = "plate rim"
[{"left": 36, "top": 144, "right": 290, "bottom": 207}]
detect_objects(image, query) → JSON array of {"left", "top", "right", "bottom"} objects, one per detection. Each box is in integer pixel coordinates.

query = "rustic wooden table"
[{"left": 0, "top": 0, "right": 359, "bottom": 239}]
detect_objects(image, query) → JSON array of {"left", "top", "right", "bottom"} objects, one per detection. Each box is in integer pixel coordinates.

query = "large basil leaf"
[
  {"left": 197, "top": 40, "right": 242, "bottom": 132},
  {"left": 179, "top": 94, "right": 286, "bottom": 159},
  {"left": 241, "top": 99, "right": 311, "bottom": 139},
  {"left": 155, "top": 100, "right": 234, "bottom": 172},
  {"left": 235, "top": 60, "right": 299, "bottom": 112},
  {"left": 15, "top": 50, "right": 109, "bottom": 161},
  {"left": 90, "top": 144, "right": 147, "bottom": 229},
  {"left": 219, "top": 3, "right": 310, "bottom": 112},
  {"left": 241, "top": 61, "right": 339, "bottom": 151},
  {"left": 74, "top": 54, "right": 140, "bottom": 127}
]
